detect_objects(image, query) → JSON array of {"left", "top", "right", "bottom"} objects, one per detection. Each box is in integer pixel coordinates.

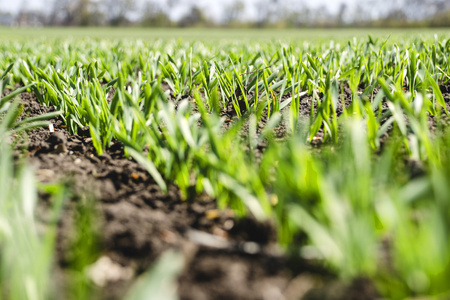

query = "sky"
[
  {"left": 1, "top": 0, "right": 356, "bottom": 19},
  {"left": 1, "top": 0, "right": 43, "bottom": 13},
  {"left": 168, "top": 0, "right": 350, "bottom": 21}
]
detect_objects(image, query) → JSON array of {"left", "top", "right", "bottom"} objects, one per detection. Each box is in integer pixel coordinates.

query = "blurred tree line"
[{"left": 2, "top": 0, "right": 449, "bottom": 27}]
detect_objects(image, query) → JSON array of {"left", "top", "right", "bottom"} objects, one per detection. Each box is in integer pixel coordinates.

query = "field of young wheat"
[{"left": 1, "top": 28, "right": 449, "bottom": 300}]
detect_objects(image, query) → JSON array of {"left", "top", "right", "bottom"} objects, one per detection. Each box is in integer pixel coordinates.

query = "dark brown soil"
[{"left": 10, "top": 90, "right": 381, "bottom": 300}]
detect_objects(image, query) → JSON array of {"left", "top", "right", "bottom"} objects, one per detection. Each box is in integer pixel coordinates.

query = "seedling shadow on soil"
[{"left": 9, "top": 90, "right": 380, "bottom": 300}]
